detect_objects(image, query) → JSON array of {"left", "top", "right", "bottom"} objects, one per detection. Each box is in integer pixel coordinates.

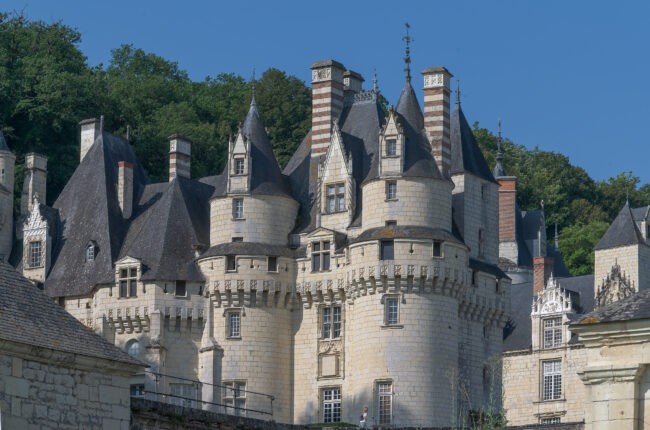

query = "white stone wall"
[
  {"left": 360, "top": 178, "right": 452, "bottom": 231},
  {"left": 0, "top": 352, "right": 132, "bottom": 429},
  {"left": 210, "top": 195, "right": 299, "bottom": 245}
]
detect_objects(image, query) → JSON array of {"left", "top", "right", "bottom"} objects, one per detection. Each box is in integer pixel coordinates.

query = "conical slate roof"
[
  {"left": 0, "top": 129, "right": 9, "bottom": 151},
  {"left": 594, "top": 202, "right": 646, "bottom": 250},
  {"left": 240, "top": 99, "right": 293, "bottom": 197},
  {"left": 450, "top": 105, "right": 497, "bottom": 183},
  {"left": 393, "top": 81, "right": 443, "bottom": 180}
]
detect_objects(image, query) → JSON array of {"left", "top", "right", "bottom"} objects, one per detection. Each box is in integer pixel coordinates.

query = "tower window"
[
  {"left": 321, "top": 305, "right": 342, "bottom": 339},
  {"left": 385, "top": 297, "right": 399, "bottom": 325},
  {"left": 321, "top": 387, "right": 341, "bottom": 423},
  {"left": 267, "top": 256, "right": 278, "bottom": 272},
  {"left": 386, "top": 181, "right": 397, "bottom": 200},
  {"left": 433, "top": 240, "right": 442, "bottom": 257},
  {"left": 233, "top": 199, "right": 244, "bottom": 219},
  {"left": 542, "top": 360, "right": 562, "bottom": 401},
  {"left": 543, "top": 317, "right": 562, "bottom": 348},
  {"left": 126, "top": 340, "right": 140, "bottom": 358},
  {"left": 226, "top": 255, "right": 237, "bottom": 272},
  {"left": 326, "top": 183, "right": 345, "bottom": 213},
  {"left": 377, "top": 381, "right": 393, "bottom": 424},
  {"left": 234, "top": 158, "right": 245, "bottom": 175},
  {"left": 386, "top": 139, "right": 397, "bottom": 156},
  {"left": 311, "top": 241, "right": 331, "bottom": 272},
  {"left": 29, "top": 241, "right": 43, "bottom": 268},
  {"left": 175, "top": 280, "right": 187, "bottom": 297},
  {"left": 227, "top": 311, "right": 241, "bottom": 338},
  {"left": 119, "top": 267, "right": 138, "bottom": 298},
  {"left": 380, "top": 240, "right": 394, "bottom": 260}
]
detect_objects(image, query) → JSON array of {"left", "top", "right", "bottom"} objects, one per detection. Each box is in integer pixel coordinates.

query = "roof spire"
[
  {"left": 251, "top": 67, "right": 257, "bottom": 107},
  {"left": 402, "top": 23, "right": 413, "bottom": 83},
  {"left": 493, "top": 118, "right": 506, "bottom": 177},
  {"left": 626, "top": 187, "right": 630, "bottom": 205},
  {"left": 373, "top": 68, "right": 378, "bottom": 93},
  {"left": 455, "top": 79, "right": 461, "bottom": 107}
]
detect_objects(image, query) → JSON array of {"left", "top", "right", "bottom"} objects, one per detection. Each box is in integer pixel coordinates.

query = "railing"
[{"left": 134, "top": 370, "right": 274, "bottom": 419}]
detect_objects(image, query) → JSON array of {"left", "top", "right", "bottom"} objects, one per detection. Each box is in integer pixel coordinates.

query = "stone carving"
[{"left": 596, "top": 262, "right": 635, "bottom": 308}]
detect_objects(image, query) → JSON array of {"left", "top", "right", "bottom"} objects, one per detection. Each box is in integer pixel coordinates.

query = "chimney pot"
[
  {"left": 169, "top": 134, "right": 192, "bottom": 181},
  {"left": 343, "top": 70, "right": 364, "bottom": 95},
  {"left": 533, "top": 256, "right": 555, "bottom": 295},
  {"left": 118, "top": 161, "right": 133, "bottom": 219}
]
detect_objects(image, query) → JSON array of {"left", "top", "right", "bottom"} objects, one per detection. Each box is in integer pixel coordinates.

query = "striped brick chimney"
[
  {"left": 168, "top": 134, "right": 192, "bottom": 181},
  {"left": 534, "top": 256, "right": 555, "bottom": 295},
  {"left": 421, "top": 67, "right": 453, "bottom": 178},
  {"left": 310, "top": 60, "right": 345, "bottom": 158}
]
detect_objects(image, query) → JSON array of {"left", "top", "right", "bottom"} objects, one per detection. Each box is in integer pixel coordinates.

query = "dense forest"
[{"left": 1, "top": 11, "right": 649, "bottom": 276}]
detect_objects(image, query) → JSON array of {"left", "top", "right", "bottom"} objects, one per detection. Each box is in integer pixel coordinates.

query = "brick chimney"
[
  {"left": 117, "top": 161, "right": 133, "bottom": 219},
  {"left": 498, "top": 176, "right": 517, "bottom": 243},
  {"left": 343, "top": 70, "right": 364, "bottom": 97},
  {"left": 533, "top": 256, "right": 555, "bottom": 295},
  {"left": 168, "top": 134, "right": 192, "bottom": 181},
  {"left": 79, "top": 118, "right": 101, "bottom": 163},
  {"left": 21, "top": 153, "right": 47, "bottom": 216},
  {"left": 421, "top": 67, "right": 453, "bottom": 178},
  {"left": 310, "top": 60, "right": 345, "bottom": 158}
]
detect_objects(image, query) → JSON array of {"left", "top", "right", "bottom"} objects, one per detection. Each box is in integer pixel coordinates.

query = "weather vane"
[{"left": 402, "top": 23, "right": 413, "bottom": 83}]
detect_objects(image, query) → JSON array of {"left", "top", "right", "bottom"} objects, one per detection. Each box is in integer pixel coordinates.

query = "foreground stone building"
[
  {"left": 0, "top": 261, "right": 144, "bottom": 429},
  {"left": 502, "top": 201, "right": 650, "bottom": 427},
  {"left": 0, "top": 55, "right": 510, "bottom": 427}
]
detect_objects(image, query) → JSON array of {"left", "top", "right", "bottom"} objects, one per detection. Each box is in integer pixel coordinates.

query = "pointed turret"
[
  {"left": 493, "top": 119, "right": 507, "bottom": 178},
  {"left": 595, "top": 201, "right": 645, "bottom": 250}
]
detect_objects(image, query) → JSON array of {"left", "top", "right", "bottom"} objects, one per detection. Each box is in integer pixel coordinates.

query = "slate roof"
[
  {"left": 450, "top": 104, "right": 497, "bottom": 183},
  {"left": 546, "top": 245, "right": 571, "bottom": 278},
  {"left": 0, "top": 261, "right": 142, "bottom": 366},
  {"left": 503, "top": 274, "right": 594, "bottom": 351},
  {"left": 348, "top": 225, "right": 464, "bottom": 247},
  {"left": 214, "top": 98, "right": 292, "bottom": 199},
  {"left": 576, "top": 287, "right": 650, "bottom": 325},
  {"left": 46, "top": 132, "right": 150, "bottom": 297},
  {"left": 594, "top": 202, "right": 646, "bottom": 250},
  {"left": 469, "top": 258, "right": 509, "bottom": 279},
  {"left": 0, "top": 129, "right": 8, "bottom": 151}
]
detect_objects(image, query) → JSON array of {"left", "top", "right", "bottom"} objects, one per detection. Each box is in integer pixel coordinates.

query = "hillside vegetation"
[{"left": 1, "top": 11, "right": 648, "bottom": 275}]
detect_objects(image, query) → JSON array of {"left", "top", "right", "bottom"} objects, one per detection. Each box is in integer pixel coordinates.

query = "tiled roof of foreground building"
[
  {"left": 577, "top": 287, "right": 650, "bottom": 324},
  {"left": 0, "top": 261, "right": 141, "bottom": 366}
]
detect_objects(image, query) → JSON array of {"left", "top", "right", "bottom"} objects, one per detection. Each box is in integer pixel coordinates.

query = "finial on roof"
[
  {"left": 99, "top": 115, "right": 104, "bottom": 134},
  {"left": 455, "top": 80, "right": 461, "bottom": 107},
  {"left": 493, "top": 118, "right": 506, "bottom": 178},
  {"left": 555, "top": 223, "right": 559, "bottom": 251},
  {"left": 541, "top": 199, "right": 545, "bottom": 212},
  {"left": 126, "top": 124, "right": 131, "bottom": 141},
  {"left": 402, "top": 23, "right": 413, "bottom": 83},
  {"left": 251, "top": 67, "right": 257, "bottom": 107},
  {"left": 373, "top": 69, "right": 378, "bottom": 93}
]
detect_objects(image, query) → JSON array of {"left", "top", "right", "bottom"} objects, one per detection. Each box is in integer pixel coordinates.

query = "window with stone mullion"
[
  {"left": 326, "top": 183, "right": 345, "bottom": 213},
  {"left": 542, "top": 360, "right": 562, "bottom": 400},
  {"left": 543, "top": 317, "right": 562, "bottom": 348}
]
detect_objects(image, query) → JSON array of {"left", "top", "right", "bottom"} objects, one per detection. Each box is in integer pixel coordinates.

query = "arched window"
[
  {"left": 126, "top": 340, "right": 140, "bottom": 358},
  {"left": 86, "top": 242, "right": 96, "bottom": 262}
]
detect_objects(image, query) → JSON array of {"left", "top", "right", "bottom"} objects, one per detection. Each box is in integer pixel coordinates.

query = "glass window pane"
[
  {"left": 313, "top": 242, "right": 320, "bottom": 252},
  {"left": 381, "top": 240, "right": 394, "bottom": 260},
  {"left": 337, "top": 196, "right": 345, "bottom": 211},
  {"left": 327, "top": 185, "right": 335, "bottom": 195},
  {"left": 337, "top": 184, "right": 345, "bottom": 194},
  {"left": 312, "top": 253, "right": 320, "bottom": 272},
  {"left": 333, "top": 307, "right": 341, "bottom": 338},
  {"left": 328, "top": 197, "right": 336, "bottom": 213},
  {"left": 323, "top": 241, "right": 330, "bottom": 250},
  {"left": 323, "top": 253, "right": 330, "bottom": 271}
]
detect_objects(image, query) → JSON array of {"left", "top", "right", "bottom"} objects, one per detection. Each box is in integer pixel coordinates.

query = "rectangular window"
[
  {"left": 322, "top": 387, "right": 341, "bottom": 423},
  {"left": 386, "top": 181, "right": 397, "bottom": 200},
  {"left": 540, "top": 417, "right": 561, "bottom": 425},
  {"left": 543, "top": 317, "right": 562, "bottom": 348},
  {"left": 226, "top": 255, "right": 237, "bottom": 272},
  {"left": 223, "top": 381, "right": 246, "bottom": 416},
  {"left": 175, "top": 280, "right": 186, "bottom": 297},
  {"left": 433, "top": 240, "right": 442, "bottom": 257},
  {"left": 29, "top": 241, "right": 42, "bottom": 268},
  {"left": 321, "top": 306, "right": 341, "bottom": 339},
  {"left": 235, "top": 158, "right": 245, "bottom": 175},
  {"left": 232, "top": 237, "right": 243, "bottom": 243},
  {"left": 542, "top": 360, "right": 562, "bottom": 401},
  {"left": 326, "top": 183, "right": 345, "bottom": 213},
  {"left": 312, "top": 241, "right": 331, "bottom": 272},
  {"left": 233, "top": 199, "right": 244, "bottom": 219},
  {"left": 130, "top": 384, "right": 145, "bottom": 398},
  {"left": 119, "top": 267, "right": 138, "bottom": 298},
  {"left": 385, "top": 298, "right": 399, "bottom": 325},
  {"left": 380, "top": 240, "right": 394, "bottom": 260},
  {"left": 228, "top": 311, "right": 241, "bottom": 338},
  {"left": 385, "top": 220, "right": 396, "bottom": 227},
  {"left": 169, "top": 383, "right": 196, "bottom": 408},
  {"left": 386, "top": 139, "right": 397, "bottom": 156},
  {"left": 267, "top": 256, "right": 278, "bottom": 272},
  {"left": 377, "top": 381, "right": 393, "bottom": 424}
]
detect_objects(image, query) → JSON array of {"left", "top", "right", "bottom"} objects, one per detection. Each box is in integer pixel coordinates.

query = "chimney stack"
[
  {"left": 79, "top": 118, "right": 101, "bottom": 163},
  {"left": 343, "top": 70, "right": 364, "bottom": 97},
  {"left": 21, "top": 153, "right": 47, "bottom": 216},
  {"left": 497, "top": 176, "right": 518, "bottom": 245},
  {"left": 168, "top": 134, "right": 192, "bottom": 181},
  {"left": 310, "top": 60, "right": 345, "bottom": 158},
  {"left": 421, "top": 67, "right": 453, "bottom": 178},
  {"left": 533, "top": 256, "right": 555, "bottom": 296},
  {"left": 118, "top": 161, "right": 133, "bottom": 219}
]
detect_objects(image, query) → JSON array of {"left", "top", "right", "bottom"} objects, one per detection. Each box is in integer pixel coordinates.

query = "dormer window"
[
  {"left": 235, "top": 158, "right": 245, "bottom": 175},
  {"left": 311, "top": 241, "right": 331, "bottom": 272},
  {"left": 86, "top": 242, "right": 96, "bottom": 262},
  {"left": 326, "top": 183, "right": 345, "bottom": 213},
  {"left": 386, "top": 140, "right": 397, "bottom": 156},
  {"left": 119, "top": 267, "right": 138, "bottom": 298},
  {"left": 543, "top": 317, "right": 562, "bottom": 348},
  {"left": 29, "top": 241, "right": 43, "bottom": 268}
]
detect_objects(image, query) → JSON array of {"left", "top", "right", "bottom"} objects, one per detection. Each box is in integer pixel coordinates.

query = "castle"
[{"left": 0, "top": 56, "right": 510, "bottom": 426}]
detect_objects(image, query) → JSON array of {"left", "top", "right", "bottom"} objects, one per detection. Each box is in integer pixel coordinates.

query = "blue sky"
[{"left": 5, "top": 0, "right": 650, "bottom": 184}]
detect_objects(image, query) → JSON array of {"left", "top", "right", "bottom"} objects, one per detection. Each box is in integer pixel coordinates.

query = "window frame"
[
  {"left": 28, "top": 240, "right": 43, "bottom": 268},
  {"left": 86, "top": 243, "right": 95, "bottom": 262},
  {"left": 227, "top": 310, "right": 241, "bottom": 339},
  {"left": 126, "top": 339, "right": 140, "bottom": 358},
  {"left": 311, "top": 240, "right": 331, "bottom": 272},
  {"left": 542, "top": 360, "right": 562, "bottom": 401},
  {"left": 223, "top": 380, "right": 247, "bottom": 416},
  {"left": 384, "top": 296, "right": 400, "bottom": 326},
  {"left": 321, "top": 386, "right": 342, "bottom": 423},
  {"left": 385, "top": 139, "right": 397, "bottom": 156},
  {"left": 433, "top": 240, "right": 442, "bottom": 257},
  {"left": 234, "top": 158, "right": 245, "bottom": 175},
  {"left": 130, "top": 384, "right": 145, "bottom": 399},
  {"left": 540, "top": 417, "right": 561, "bottom": 425},
  {"left": 169, "top": 383, "right": 198, "bottom": 408},
  {"left": 377, "top": 380, "right": 394, "bottom": 425},
  {"left": 380, "top": 239, "right": 394, "bottom": 261},
  {"left": 175, "top": 280, "right": 187, "bottom": 297},
  {"left": 325, "top": 183, "right": 345, "bottom": 214},
  {"left": 226, "top": 255, "right": 237, "bottom": 272},
  {"left": 321, "top": 305, "right": 342, "bottom": 340},
  {"left": 233, "top": 198, "right": 244, "bottom": 220},
  {"left": 543, "top": 317, "right": 563, "bottom": 349},
  {"left": 385, "top": 180, "right": 397, "bottom": 200},
  {"left": 118, "top": 267, "right": 138, "bottom": 298},
  {"left": 267, "top": 256, "right": 278, "bottom": 272}
]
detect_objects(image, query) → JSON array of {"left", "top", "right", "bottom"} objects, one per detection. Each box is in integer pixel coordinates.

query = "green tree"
[{"left": 558, "top": 221, "right": 609, "bottom": 276}]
